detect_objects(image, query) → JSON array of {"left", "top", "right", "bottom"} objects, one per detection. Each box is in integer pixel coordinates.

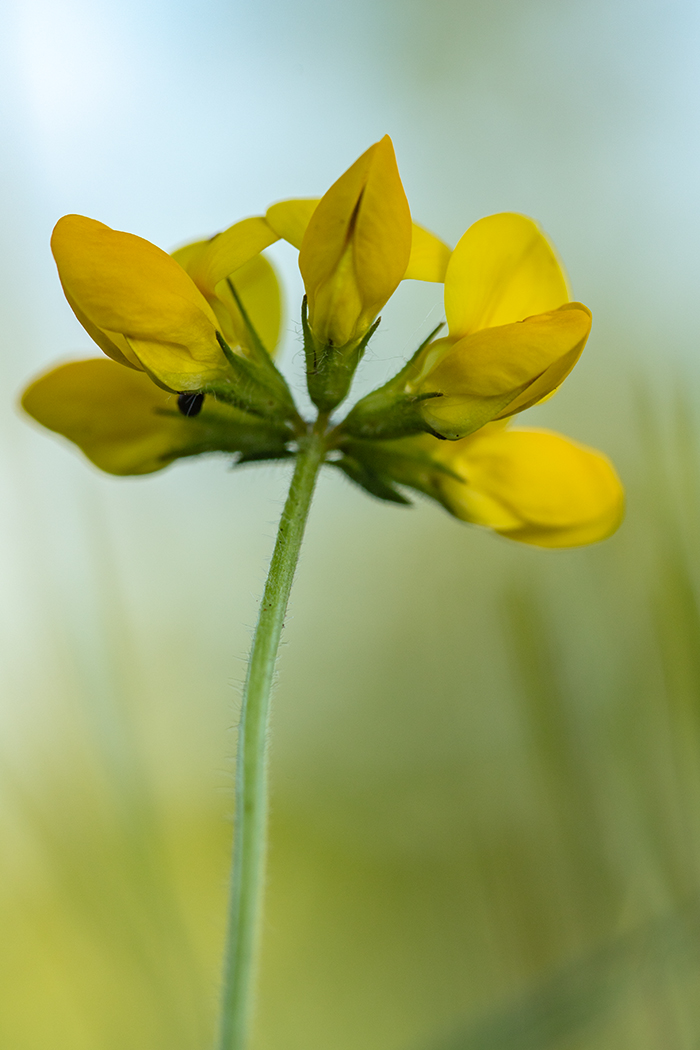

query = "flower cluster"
[{"left": 22, "top": 136, "right": 623, "bottom": 548}]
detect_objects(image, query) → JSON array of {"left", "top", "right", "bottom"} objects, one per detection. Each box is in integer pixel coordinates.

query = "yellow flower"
[
  {"left": 266, "top": 137, "right": 414, "bottom": 411},
  {"left": 343, "top": 211, "right": 591, "bottom": 443},
  {"left": 335, "top": 423, "right": 624, "bottom": 548},
  {"left": 51, "top": 214, "right": 227, "bottom": 391},
  {"left": 49, "top": 213, "right": 297, "bottom": 423},
  {"left": 411, "top": 212, "right": 591, "bottom": 439},
  {"left": 21, "top": 359, "right": 293, "bottom": 476},
  {"left": 428, "top": 424, "right": 623, "bottom": 547}
]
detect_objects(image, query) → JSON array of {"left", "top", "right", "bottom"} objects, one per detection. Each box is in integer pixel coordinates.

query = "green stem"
[{"left": 217, "top": 422, "right": 327, "bottom": 1050}]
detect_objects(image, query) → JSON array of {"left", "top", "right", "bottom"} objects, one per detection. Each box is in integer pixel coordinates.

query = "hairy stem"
[{"left": 217, "top": 422, "right": 327, "bottom": 1050}]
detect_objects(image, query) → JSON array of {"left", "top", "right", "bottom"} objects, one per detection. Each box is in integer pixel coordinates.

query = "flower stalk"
[{"left": 217, "top": 420, "right": 328, "bottom": 1050}]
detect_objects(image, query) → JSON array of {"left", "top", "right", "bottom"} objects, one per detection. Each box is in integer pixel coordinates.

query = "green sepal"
[
  {"left": 341, "top": 389, "right": 446, "bottom": 441},
  {"left": 302, "top": 297, "right": 380, "bottom": 413},
  {"left": 155, "top": 404, "right": 294, "bottom": 463},
  {"left": 236, "top": 448, "right": 296, "bottom": 464},
  {"left": 213, "top": 332, "right": 302, "bottom": 426},
  {"left": 333, "top": 452, "right": 412, "bottom": 505},
  {"left": 336, "top": 437, "right": 463, "bottom": 508},
  {"left": 338, "top": 323, "right": 447, "bottom": 440}
]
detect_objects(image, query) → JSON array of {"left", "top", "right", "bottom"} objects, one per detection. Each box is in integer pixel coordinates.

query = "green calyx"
[
  {"left": 337, "top": 323, "right": 446, "bottom": 440},
  {"left": 302, "top": 297, "right": 380, "bottom": 413},
  {"left": 330, "top": 436, "right": 462, "bottom": 508},
  {"left": 214, "top": 332, "right": 302, "bottom": 427},
  {"left": 156, "top": 401, "right": 295, "bottom": 466}
]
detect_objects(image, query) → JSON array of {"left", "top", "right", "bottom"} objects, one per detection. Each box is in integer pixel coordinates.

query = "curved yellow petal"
[
  {"left": 265, "top": 199, "right": 319, "bottom": 250},
  {"left": 214, "top": 253, "right": 281, "bottom": 356},
  {"left": 299, "top": 136, "right": 412, "bottom": 347},
  {"left": 437, "top": 427, "right": 624, "bottom": 547},
  {"left": 52, "top": 215, "right": 227, "bottom": 389},
  {"left": 187, "top": 216, "right": 279, "bottom": 296},
  {"left": 21, "top": 359, "right": 289, "bottom": 476},
  {"left": 266, "top": 199, "right": 444, "bottom": 286},
  {"left": 418, "top": 303, "right": 591, "bottom": 439},
  {"left": 404, "top": 225, "right": 451, "bottom": 283},
  {"left": 22, "top": 358, "right": 206, "bottom": 474},
  {"left": 62, "top": 287, "right": 143, "bottom": 370},
  {"left": 352, "top": 136, "right": 413, "bottom": 317},
  {"left": 445, "top": 213, "right": 570, "bottom": 339},
  {"left": 52, "top": 215, "right": 219, "bottom": 337},
  {"left": 174, "top": 240, "right": 282, "bottom": 358},
  {"left": 170, "top": 238, "right": 208, "bottom": 272}
]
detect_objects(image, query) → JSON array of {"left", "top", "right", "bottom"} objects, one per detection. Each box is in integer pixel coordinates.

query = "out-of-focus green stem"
[{"left": 217, "top": 421, "right": 327, "bottom": 1050}]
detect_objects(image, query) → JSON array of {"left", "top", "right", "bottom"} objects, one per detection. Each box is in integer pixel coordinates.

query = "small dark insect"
[{"left": 178, "top": 392, "right": 205, "bottom": 417}]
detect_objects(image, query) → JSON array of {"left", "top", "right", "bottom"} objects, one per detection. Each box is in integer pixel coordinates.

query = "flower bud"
[{"left": 298, "top": 136, "right": 412, "bottom": 411}]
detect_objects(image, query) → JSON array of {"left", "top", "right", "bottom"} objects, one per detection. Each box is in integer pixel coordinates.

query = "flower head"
[{"left": 21, "top": 139, "right": 623, "bottom": 548}]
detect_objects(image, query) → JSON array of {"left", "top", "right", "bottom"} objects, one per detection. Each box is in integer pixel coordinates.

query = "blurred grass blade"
[{"left": 415, "top": 907, "right": 700, "bottom": 1050}]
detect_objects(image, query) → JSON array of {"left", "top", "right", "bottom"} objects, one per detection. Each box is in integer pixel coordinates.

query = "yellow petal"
[
  {"left": 404, "top": 225, "right": 451, "bottom": 282},
  {"left": 299, "top": 146, "right": 376, "bottom": 309},
  {"left": 52, "top": 215, "right": 228, "bottom": 389},
  {"left": 22, "top": 358, "right": 204, "bottom": 474},
  {"left": 265, "top": 199, "right": 319, "bottom": 250},
  {"left": 214, "top": 253, "right": 281, "bottom": 357},
  {"left": 174, "top": 240, "right": 282, "bottom": 358},
  {"left": 21, "top": 358, "right": 286, "bottom": 476},
  {"left": 299, "top": 136, "right": 412, "bottom": 347},
  {"left": 62, "top": 287, "right": 143, "bottom": 370},
  {"left": 186, "top": 216, "right": 279, "bottom": 296},
  {"left": 437, "top": 427, "right": 624, "bottom": 547},
  {"left": 418, "top": 303, "right": 591, "bottom": 438},
  {"left": 52, "top": 215, "right": 219, "bottom": 337},
  {"left": 267, "top": 200, "right": 447, "bottom": 285},
  {"left": 170, "top": 238, "right": 209, "bottom": 272},
  {"left": 445, "top": 213, "right": 570, "bottom": 339},
  {"left": 352, "top": 136, "right": 413, "bottom": 317}
]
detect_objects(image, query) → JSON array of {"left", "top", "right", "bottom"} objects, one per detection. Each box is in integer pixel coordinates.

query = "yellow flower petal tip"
[
  {"left": 404, "top": 225, "right": 451, "bottom": 283},
  {"left": 299, "top": 135, "right": 412, "bottom": 349},
  {"left": 184, "top": 216, "right": 279, "bottom": 296},
  {"left": 51, "top": 214, "right": 230, "bottom": 391},
  {"left": 436, "top": 426, "right": 624, "bottom": 548},
  {"left": 265, "top": 199, "right": 320, "bottom": 250}
]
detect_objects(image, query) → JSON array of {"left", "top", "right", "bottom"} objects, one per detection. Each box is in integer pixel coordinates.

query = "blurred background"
[{"left": 1, "top": 0, "right": 700, "bottom": 1046}]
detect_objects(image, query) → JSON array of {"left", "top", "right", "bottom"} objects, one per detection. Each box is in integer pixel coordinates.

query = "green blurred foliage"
[{"left": 2, "top": 388, "right": 700, "bottom": 1049}]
